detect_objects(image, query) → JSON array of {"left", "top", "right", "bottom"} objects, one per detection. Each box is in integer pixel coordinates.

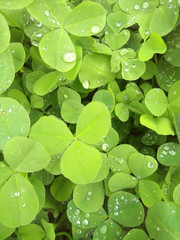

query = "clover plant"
[{"left": 0, "top": 0, "right": 180, "bottom": 239}]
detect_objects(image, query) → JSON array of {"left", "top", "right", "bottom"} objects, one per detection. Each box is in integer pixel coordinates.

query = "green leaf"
[
  {"left": 108, "top": 191, "right": 144, "bottom": 227},
  {"left": 93, "top": 219, "right": 124, "bottom": 240},
  {"left": 0, "top": 162, "right": 13, "bottom": 188},
  {"left": 57, "top": 86, "right": 81, "bottom": 108},
  {"left": 173, "top": 183, "right": 180, "bottom": 206},
  {"left": 0, "top": 224, "right": 14, "bottom": 240},
  {"left": 146, "top": 201, "right": 180, "bottom": 240},
  {"left": 33, "top": 71, "right": 62, "bottom": 96},
  {"left": 139, "top": 180, "right": 162, "bottom": 208},
  {"left": 27, "top": 0, "right": 71, "bottom": 28},
  {"left": 64, "top": 1, "right": 106, "bottom": 37},
  {"left": 140, "top": 114, "right": 175, "bottom": 135},
  {"left": 18, "top": 224, "right": 45, "bottom": 240},
  {"left": 9, "top": 42, "right": 26, "bottom": 72},
  {"left": 0, "top": 173, "right": 39, "bottom": 228},
  {"left": 0, "top": 0, "right": 34, "bottom": 9},
  {"left": 107, "top": 11, "right": 129, "bottom": 33},
  {"left": 108, "top": 173, "right": 138, "bottom": 192},
  {"left": 76, "top": 101, "right": 111, "bottom": 144},
  {"left": 67, "top": 200, "right": 107, "bottom": 229},
  {"left": 45, "top": 153, "right": 62, "bottom": 175},
  {"left": 141, "top": 61, "right": 157, "bottom": 80},
  {"left": 0, "top": 97, "right": 30, "bottom": 150},
  {"left": 128, "top": 152, "right": 158, "bottom": 179},
  {"left": 121, "top": 58, "right": 146, "bottom": 81},
  {"left": 123, "top": 229, "right": 149, "bottom": 240},
  {"left": 39, "top": 29, "right": 76, "bottom": 72},
  {"left": 60, "top": 140, "right": 102, "bottom": 184},
  {"left": 139, "top": 32, "right": 167, "bottom": 61},
  {"left": 73, "top": 182, "right": 104, "bottom": 213},
  {"left": 0, "top": 49, "right": 15, "bottom": 94},
  {"left": 50, "top": 175, "right": 73, "bottom": 202},
  {"left": 145, "top": 88, "right": 168, "bottom": 116},
  {"left": 157, "top": 142, "right": 180, "bottom": 166},
  {"left": 119, "top": 0, "right": 158, "bottom": 15},
  {"left": 115, "top": 103, "right": 129, "bottom": 122},
  {"left": 79, "top": 53, "right": 114, "bottom": 89},
  {"left": 41, "top": 219, "right": 55, "bottom": 240},
  {"left": 61, "top": 99, "right": 84, "bottom": 124},
  {"left": 108, "top": 144, "right": 137, "bottom": 174},
  {"left": 29, "top": 116, "right": 74, "bottom": 155},
  {"left": 0, "top": 13, "right": 10, "bottom": 54},
  {"left": 105, "top": 29, "right": 130, "bottom": 50},
  {"left": 92, "top": 43, "right": 112, "bottom": 55},
  {"left": 3, "top": 136, "right": 50, "bottom": 172},
  {"left": 92, "top": 90, "right": 115, "bottom": 113},
  {"left": 149, "top": 1, "right": 179, "bottom": 36}
]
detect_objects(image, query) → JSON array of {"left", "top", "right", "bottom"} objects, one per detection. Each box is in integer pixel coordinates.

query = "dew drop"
[
  {"left": 114, "top": 212, "right": 119, "bottom": 216},
  {"left": 44, "top": 10, "right": 50, "bottom": 16},
  {"left": 64, "top": 94, "right": 68, "bottom": 99},
  {"left": 36, "top": 22, "right": 42, "bottom": 27},
  {"left": 102, "top": 143, "right": 109, "bottom": 151},
  {"left": 134, "top": 4, "right": 140, "bottom": 10},
  {"left": 145, "top": 29, "right": 150, "bottom": 35},
  {"left": 83, "top": 219, "right": 89, "bottom": 225},
  {"left": 88, "top": 191, "right": 92, "bottom": 196},
  {"left": 116, "top": 21, "right": 121, "bottom": 27},
  {"left": 91, "top": 26, "right": 100, "bottom": 34},
  {"left": 143, "top": 1, "right": 150, "bottom": 8},
  {"left": 116, "top": 231, "right": 121, "bottom": 236},
  {"left": 42, "top": 46, "right": 47, "bottom": 51},
  {"left": 22, "top": 203, "right": 26, "bottom": 207},
  {"left": 148, "top": 162, "right": 154, "bottom": 168},
  {"left": 36, "top": 33, "right": 42, "bottom": 37},
  {"left": 76, "top": 220, "right": 80, "bottom": 225},
  {"left": 75, "top": 209, "right": 80, "bottom": 216},
  {"left": 63, "top": 52, "right": 76, "bottom": 63},
  {"left": 82, "top": 79, "right": 89, "bottom": 89},
  {"left": 169, "top": 149, "right": 176, "bottom": 156},
  {"left": 100, "top": 225, "right": 107, "bottom": 234},
  {"left": 125, "top": 67, "right": 129, "bottom": 72}
]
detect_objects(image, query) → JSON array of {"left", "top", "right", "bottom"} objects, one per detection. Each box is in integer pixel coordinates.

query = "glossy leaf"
[{"left": 0, "top": 13, "right": 10, "bottom": 54}]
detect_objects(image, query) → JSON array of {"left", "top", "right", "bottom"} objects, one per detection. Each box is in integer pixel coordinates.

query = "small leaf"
[{"left": 0, "top": 13, "right": 10, "bottom": 54}]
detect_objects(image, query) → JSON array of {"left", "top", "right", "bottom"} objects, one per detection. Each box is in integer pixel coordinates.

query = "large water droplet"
[
  {"left": 169, "top": 149, "right": 176, "bottom": 156},
  {"left": 91, "top": 26, "right": 100, "bottom": 34},
  {"left": 82, "top": 79, "right": 89, "bottom": 89},
  {"left": 100, "top": 225, "right": 107, "bottom": 234},
  {"left": 134, "top": 4, "right": 140, "bottom": 10},
  {"left": 148, "top": 162, "right": 154, "bottom": 168},
  {"left": 116, "top": 21, "right": 121, "bottom": 27},
  {"left": 44, "top": 10, "right": 50, "bottom": 16},
  {"left": 63, "top": 52, "right": 76, "bottom": 63},
  {"left": 102, "top": 143, "right": 109, "bottom": 151},
  {"left": 83, "top": 219, "right": 89, "bottom": 225}
]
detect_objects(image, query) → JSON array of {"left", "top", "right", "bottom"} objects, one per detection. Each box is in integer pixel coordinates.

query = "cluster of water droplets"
[
  {"left": 159, "top": 144, "right": 176, "bottom": 158},
  {"left": 133, "top": 1, "right": 150, "bottom": 11}
]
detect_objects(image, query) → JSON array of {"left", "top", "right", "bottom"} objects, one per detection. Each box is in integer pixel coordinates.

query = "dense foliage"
[{"left": 0, "top": 0, "right": 180, "bottom": 239}]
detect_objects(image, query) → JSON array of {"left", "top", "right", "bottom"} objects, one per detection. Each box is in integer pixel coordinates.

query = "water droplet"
[
  {"left": 156, "top": 227, "right": 160, "bottom": 231},
  {"left": 125, "top": 67, "right": 129, "bottom": 72},
  {"left": 76, "top": 220, "right": 80, "bottom": 225},
  {"left": 82, "top": 79, "right": 89, "bottom": 89},
  {"left": 162, "top": 150, "right": 167, "bottom": 155},
  {"left": 132, "top": 64, "right": 136, "bottom": 68},
  {"left": 116, "top": 21, "right": 121, "bottom": 27},
  {"left": 173, "top": 91, "right": 177, "bottom": 94},
  {"left": 164, "top": 145, "right": 169, "bottom": 151},
  {"left": 91, "top": 26, "right": 100, "bottom": 34},
  {"left": 116, "top": 231, "right": 121, "bottom": 236},
  {"left": 119, "top": 158, "right": 125, "bottom": 164},
  {"left": 36, "top": 22, "right": 42, "bottom": 27},
  {"left": 2, "top": 111, "right": 6, "bottom": 115},
  {"left": 114, "top": 212, "right": 119, "bottom": 216},
  {"left": 85, "top": 213, "right": 90, "bottom": 218},
  {"left": 22, "top": 203, "right": 26, "bottom": 207},
  {"left": 169, "top": 149, "right": 176, "bottom": 156},
  {"left": 44, "top": 10, "right": 50, "bottom": 16},
  {"left": 64, "top": 94, "right": 68, "bottom": 98},
  {"left": 6, "top": 2, "right": 11, "bottom": 5},
  {"left": 63, "top": 52, "right": 76, "bottom": 63},
  {"left": 42, "top": 46, "right": 47, "bottom": 51},
  {"left": 145, "top": 29, "right": 150, "bottom": 35},
  {"left": 36, "top": 33, "right": 42, "bottom": 37},
  {"left": 75, "top": 209, "right": 80, "bottom": 216},
  {"left": 143, "top": 1, "right": 150, "bottom": 8},
  {"left": 88, "top": 191, "right": 92, "bottom": 196},
  {"left": 134, "top": 4, "right": 140, "bottom": 10},
  {"left": 172, "top": 209, "right": 175, "bottom": 214},
  {"left": 102, "top": 143, "right": 109, "bottom": 151},
  {"left": 148, "top": 162, "right": 154, "bottom": 168},
  {"left": 100, "top": 225, "right": 107, "bottom": 234},
  {"left": 83, "top": 219, "right": 88, "bottom": 225},
  {"left": 155, "top": 100, "right": 158, "bottom": 104}
]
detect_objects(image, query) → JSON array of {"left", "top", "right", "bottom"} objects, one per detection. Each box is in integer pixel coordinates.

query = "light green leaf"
[
  {"left": 60, "top": 140, "right": 102, "bottom": 184},
  {"left": 29, "top": 116, "right": 74, "bottom": 155},
  {"left": 140, "top": 114, "right": 175, "bottom": 135},
  {"left": 0, "top": 13, "right": 10, "bottom": 54},
  {"left": 128, "top": 152, "right": 158, "bottom": 179},
  {"left": 41, "top": 219, "right": 55, "bottom": 240},
  {"left": 9, "top": 42, "right": 26, "bottom": 72},
  {"left": 146, "top": 202, "right": 180, "bottom": 240},
  {"left": 139, "top": 180, "right": 162, "bottom": 208},
  {"left": 0, "top": 49, "right": 15, "bottom": 94},
  {"left": 108, "top": 191, "right": 144, "bottom": 227},
  {"left": 61, "top": 99, "right": 84, "bottom": 124},
  {"left": 57, "top": 86, "right": 81, "bottom": 108},
  {"left": 145, "top": 88, "right": 168, "bottom": 116},
  {"left": 0, "top": 173, "right": 39, "bottom": 228},
  {"left": 173, "top": 183, "right": 180, "bottom": 206},
  {"left": 79, "top": 53, "right": 115, "bottom": 89},
  {"left": 139, "top": 32, "right": 167, "bottom": 61},
  {"left": 92, "top": 90, "right": 115, "bottom": 113},
  {"left": 39, "top": 29, "right": 76, "bottom": 72},
  {"left": 33, "top": 71, "right": 62, "bottom": 96},
  {"left": 157, "top": 142, "right": 180, "bottom": 166},
  {"left": 18, "top": 224, "right": 45, "bottom": 240},
  {"left": 0, "top": 162, "right": 13, "bottom": 188},
  {"left": 0, "top": 0, "right": 34, "bottom": 9},
  {"left": 0, "top": 223, "right": 14, "bottom": 240},
  {"left": 64, "top": 1, "right": 106, "bottom": 36},
  {"left": 50, "top": 175, "right": 73, "bottom": 202},
  {"left": 0, "top": 97, "right": 30, "bottom": 150},
  {"left": 3, "top": 136, "right": 51, "bottom": 172},
  {"left": 27, "top": 0, "right": 71, "bottom": 28},
  {"left": 108, "top": 173, "right": 138, "bottom": 192},
  {"left": 105, "top": 29, "right": 130, "bottom": 50},
  {"left": 107, "top": 11, "right": 129, "bottom": 33},
  {"left": 115, "top": 103, "right": 129, "bottom": 122},
  {"left": 73, "top": 182, "right": 104, "bottom": 213},
  {"left": 123, "top": 229, "right": 149, "bottom": 240},
  {"left": 76, "top": 101, "right": 111, "bottom": 144},
  {"left": 67, "top": 200, "right": 107, "bottom": 229}
]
